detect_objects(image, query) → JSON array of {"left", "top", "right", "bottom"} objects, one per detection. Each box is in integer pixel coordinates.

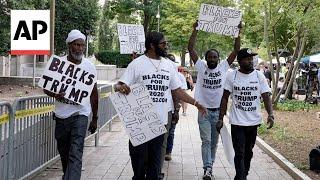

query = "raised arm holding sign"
[{"left": 187, "top": 6, "right": 241, "bottom": 178}]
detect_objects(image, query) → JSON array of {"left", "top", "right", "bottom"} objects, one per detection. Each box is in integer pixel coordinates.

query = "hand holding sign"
[
  {"left": 115, "top": 83, "right": 131, "bottom": 95},
  {"left": 110, "top": 83, "right": 166, "bottom": 146}
]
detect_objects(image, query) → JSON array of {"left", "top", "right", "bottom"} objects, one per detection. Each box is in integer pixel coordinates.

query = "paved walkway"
[{"left": 33, "top": 104, "right": 293, "bottom": 180}]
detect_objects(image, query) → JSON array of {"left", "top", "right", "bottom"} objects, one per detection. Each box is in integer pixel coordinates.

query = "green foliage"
[
  {"left": 161, "top": 0, "right": 236, "bottom": 60},
  {"left": 95, "top": 51, "right": 131, "bottom": 68},
  {"left": 0, "top": 1, "right": 11, "bottom": 56},
  {"left": 257, "top": 122, "right": 268, "bottom": 135},
  {"left": 240, "top": 0, "right": 320, "bottom": 57},
  {"left": 276, "top": 100, "right": 316, "bottom": 111},
  {"left": 55, "top": 0, "right": 100, "bottom": 55},
  {"left": 96, "top": 2, "right": 114, "bottom": 52},
  {"left": 258, "top": 123, "right": 291, "bottom": 141}
]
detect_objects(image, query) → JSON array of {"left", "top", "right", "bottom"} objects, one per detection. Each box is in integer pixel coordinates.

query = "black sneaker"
[
  {"left": 203, "top": 167, "right": 212, "bottom": 180},
  {"left": 164, "top": 154, "right": 172, "bottom": 161},
  {"left": 159, "top": 173, "right": 165, "bottom": 180}
]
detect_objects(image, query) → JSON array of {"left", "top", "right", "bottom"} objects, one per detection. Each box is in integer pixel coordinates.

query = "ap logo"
[{"left": 11, "top": 10, "right": 50, "bottom": 55}]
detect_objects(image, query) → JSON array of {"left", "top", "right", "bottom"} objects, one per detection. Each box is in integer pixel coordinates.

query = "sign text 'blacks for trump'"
[
  {"left": 117, "top": 23, "right": 145, "bottom": 54},
  {"left": 110, "top": 83, "right": 166, "bottom": 147},
  {"left": 38, "top": 56, "right": 96, "bottom": 105},
  {"left": 197, "top": 4, "right": 242, "bottom": 37}
]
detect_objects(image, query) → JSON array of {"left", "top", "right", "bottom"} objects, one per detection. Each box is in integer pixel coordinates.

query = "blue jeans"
[
  {"left": 198, "top": 109, "right": 219, "bottom": 170},
  {"left": 166, "top": 121, "right": 177, "bottom": 154},
  {"left": 54, "top": 115, "right": 88, "bottom": 180}
]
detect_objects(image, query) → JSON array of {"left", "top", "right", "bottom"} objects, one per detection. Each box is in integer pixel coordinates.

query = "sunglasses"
[{"left": 158, "top": 41, "right": 169, "bottom": 46}]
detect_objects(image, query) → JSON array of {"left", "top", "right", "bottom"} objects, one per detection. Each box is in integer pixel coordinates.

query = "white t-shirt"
[
  {"left": 194, "top": 60, "right": 229, "bottom": 108},
  {"left": 54, "top": 56, "right": 97, "bottom": 119},
  {"left": 178, "top": 73, "right": 188, "bottom": 90},
  {"left": 224, "top": 70, "right": 271, "bottom": 126},
  {"left": 120, "top": 55, "right": 182, "bottom": 124}
]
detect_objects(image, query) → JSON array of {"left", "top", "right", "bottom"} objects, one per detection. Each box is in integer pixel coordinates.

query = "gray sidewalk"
[{"left": 33, "top": 104, "right": 293, "bottom": 180}]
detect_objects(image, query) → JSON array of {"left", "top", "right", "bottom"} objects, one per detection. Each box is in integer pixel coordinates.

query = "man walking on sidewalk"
[
  {"left": 188, "top": 20, "right": 241, "bottom": 180},
  {"left": 115, "top": 31, "right": 207, "bottom": 180},
  {"left": 217, "top": 48, "right": 274, "bottom": 180},
  {"left": 43, "top": 29, "right": 98, "bottom": 180}
]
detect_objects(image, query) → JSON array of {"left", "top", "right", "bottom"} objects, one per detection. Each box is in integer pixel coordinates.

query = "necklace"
[{"left": 146, "top": 55, "right": 162, "bottom": 72}]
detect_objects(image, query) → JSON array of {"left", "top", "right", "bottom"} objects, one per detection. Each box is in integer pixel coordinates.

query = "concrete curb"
[{"left": 256, "top": 136, "right": 311, "bottom": 180}]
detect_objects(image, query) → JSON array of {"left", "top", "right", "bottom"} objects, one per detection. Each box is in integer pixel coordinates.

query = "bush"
[
  {"left": 276, "top": 100, "right": 317, "bottom": 111},
  {"left": 95, "top": 51, "right": 131, "bottom": 68}
]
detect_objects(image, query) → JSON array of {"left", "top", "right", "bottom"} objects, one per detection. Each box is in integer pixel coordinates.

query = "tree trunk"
[
  {"left": 143, "top": 0, "right": 151, "bottom": 34},
  {"left": 284, "top": 32, "right": 307, "bottom": 99},
  {"left": 181, "top": 47, "right": 186, "bottom": 67},
  {"left": 263, "top": 2, "right": 277, "bottom": 103}
]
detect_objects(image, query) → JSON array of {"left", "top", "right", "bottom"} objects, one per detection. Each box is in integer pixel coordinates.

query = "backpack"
[{"left": 309, "top": 146, "right": 320, "bottom": 172}]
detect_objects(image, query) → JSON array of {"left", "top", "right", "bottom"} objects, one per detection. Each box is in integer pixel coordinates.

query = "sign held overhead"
[
  {"left": 197, "top": 4, "right": 242, "bottom": 37},
  {"left": 117, "top": 23, "right": 145, "bottom": 54}
]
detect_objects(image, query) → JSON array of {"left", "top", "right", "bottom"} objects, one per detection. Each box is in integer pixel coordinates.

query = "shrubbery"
[
  {"left": 95, "top": 51, "right": 131, "bottom": 68},
  {"left": 276, "top": 100, "right": 317, "bottom": 111}
]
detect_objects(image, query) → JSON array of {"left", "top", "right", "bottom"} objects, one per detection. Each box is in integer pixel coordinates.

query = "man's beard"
[
  {"left": 155, "top": 46, "right": 167, "bottom": 57},
  {"left": 70, "top": 52, "right": 83, "bottom": 62},
  {"left": 241, "top": 64, "right": 254, "bottom": 72},
  {"left": 207, "top": 62, "right": 217, "bottom": 69}
]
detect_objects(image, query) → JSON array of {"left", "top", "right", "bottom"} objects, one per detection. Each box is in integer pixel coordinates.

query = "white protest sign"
[
  {"left": 110, "top": 83, "right": 166, "bottom": 146},
  {"left": 197, "top": 4, "right": 242, "bottom": 37},
  {"left": 117, "top": 23, "right": 145, "bottom": 54},
  {"left": 38, "top": 55, "right": 97, "bottom": 105},
  {"left": 11, "top": 10, "right": 50, "bottom": 55},
  {"left": 220, "top": 120, "right": 235, "bottom": 166}
]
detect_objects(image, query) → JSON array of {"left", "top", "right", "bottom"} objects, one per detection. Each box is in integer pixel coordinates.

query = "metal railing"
[
  {"left": 0, "top": 102, "right": 14, "bottom": 180},
  {"left": 13, "top": 95, "right": 57, "bottom": 179},
  {"left": 0, "top": 84, "right": 118, "bottom": 180}
]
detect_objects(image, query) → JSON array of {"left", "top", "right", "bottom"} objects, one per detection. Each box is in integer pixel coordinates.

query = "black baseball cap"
[{"left": 237, "top": 48, "right": 258, "bottom": 61}]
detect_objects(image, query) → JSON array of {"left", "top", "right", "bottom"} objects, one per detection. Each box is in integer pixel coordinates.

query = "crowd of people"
[{"left": 42, "top": 20, "right": 275, "bottom": 180}]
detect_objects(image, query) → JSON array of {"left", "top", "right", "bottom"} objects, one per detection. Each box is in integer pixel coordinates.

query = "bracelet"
[{"left": 193, "top": 100, "right": 198, "bottom": 106}]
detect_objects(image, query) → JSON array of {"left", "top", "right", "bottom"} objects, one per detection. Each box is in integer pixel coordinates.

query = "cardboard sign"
[
  {"left": 117, "top": 23, "right": 145, "bottom": 54},
  {"left": 38, "top": 55, "right": 97, "bottom": 105},
  {"left": 198, "top": 4, "right": 242, "bottom": 37},
  {"left": 11, "top": 10, "right": 50, "bottom": 55},
  {"left": 110, "top": 83, "right": 166, "bottom": 146}
]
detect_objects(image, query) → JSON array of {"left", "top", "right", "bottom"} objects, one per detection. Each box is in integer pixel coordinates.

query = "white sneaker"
[{"left": 203, "top": 168, "right": 212, "bottom": 180}]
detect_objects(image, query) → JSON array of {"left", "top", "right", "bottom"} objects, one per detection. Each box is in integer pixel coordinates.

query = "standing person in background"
[
  {"left": 43, "top": 29, "right": 98, "bottom": 180},
  {"left": 217, "top": 48, "right": 274, "bottom": 180},
  {"left": 188, "top": 20, "right": 241, "bottom": 180},
  {"left": 262, "top": 64, "right": 272, "bottom": 88},
  {"left": 115, "top": 31, "right": 207, "bottom": 180},
  {"left": 181, "top": 69, "right": 194, "bottom": 116},
  {"left": 163, "top": 56, "right": 187, "bottom": 162}
]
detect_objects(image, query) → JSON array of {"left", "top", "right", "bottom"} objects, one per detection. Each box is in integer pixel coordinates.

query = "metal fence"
[
  {"left": 0, "top": 102, "right": 14, "bottom": 180},
  {"left": 0, "top": 84, "right": 117, "bottom": 180}
]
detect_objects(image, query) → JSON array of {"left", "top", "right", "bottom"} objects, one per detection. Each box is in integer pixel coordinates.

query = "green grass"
[
  {"left": 271, "top": 100, "right": 317, "bottom": 112},
  {"left": 262, "top": 100, "right": 317, "bottom": 111},
  {"left": 258, "top": 123, "right": 292, "bottom": 141}
]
